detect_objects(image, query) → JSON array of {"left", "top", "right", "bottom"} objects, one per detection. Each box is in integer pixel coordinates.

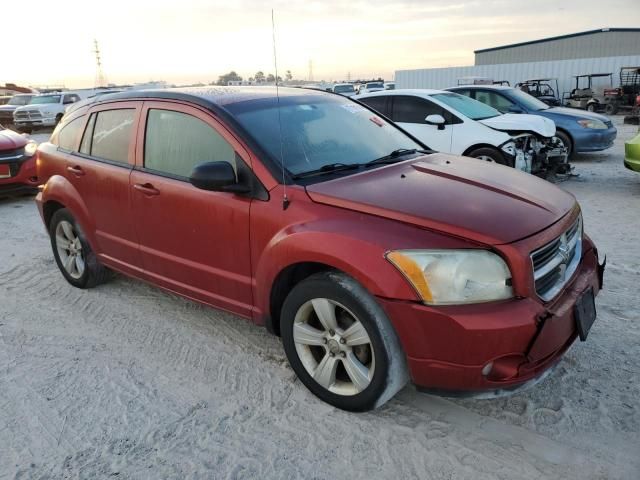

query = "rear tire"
[
  {"left": 50, "top": 209, "right": 110, "bottom": 289},
  {"left": 281, "top": 271, "right": 409, "bottom": 411},
  {"left": 586, "top": 103, "right": 596, "bottom": 112},
  {"left": 604, "top": 103, "right": 617, "bottom": 115},
  {"left": 467, "top": 147, "right": 512, "bottom": 167}
]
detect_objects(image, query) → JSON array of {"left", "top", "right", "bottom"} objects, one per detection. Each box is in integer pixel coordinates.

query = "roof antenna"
[{"left": 272, "top": 9, "right": 290, "bottom": 210}]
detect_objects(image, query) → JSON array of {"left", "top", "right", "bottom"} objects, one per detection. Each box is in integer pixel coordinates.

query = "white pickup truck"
[{"left": 13, "top": 92, "right": 82, "bottom": 132}]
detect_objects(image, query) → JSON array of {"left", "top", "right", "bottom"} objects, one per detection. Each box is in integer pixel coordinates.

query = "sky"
[{"left": 3, "top": 0, "right": 640, "bottom": 89}]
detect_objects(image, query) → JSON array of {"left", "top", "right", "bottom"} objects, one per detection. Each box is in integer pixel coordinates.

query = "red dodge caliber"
[{"left": 35, "top": 88, "right": 604, "bottom": 411}]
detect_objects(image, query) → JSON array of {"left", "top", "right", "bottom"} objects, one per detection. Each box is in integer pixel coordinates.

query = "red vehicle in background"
[
  {"left": 35, "top": 87, "right": 604, "bottom": 411},
  {"left": 0, "top": 124, "right": 38, "bottom": 196}
]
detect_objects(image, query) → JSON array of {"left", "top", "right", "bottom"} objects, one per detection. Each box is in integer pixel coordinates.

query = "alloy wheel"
[
  {"left": 293, "top": 298, "right": 375, "bottom": 396},
  {"left": 55, "top": 220, "right": 85, "bottom": 279}
]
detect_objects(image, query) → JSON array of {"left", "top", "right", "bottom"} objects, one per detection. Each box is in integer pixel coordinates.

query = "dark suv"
[{"left": 35, "top": 87, "right": 603, "bottom": 411}]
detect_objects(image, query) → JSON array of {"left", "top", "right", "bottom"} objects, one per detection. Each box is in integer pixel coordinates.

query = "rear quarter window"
[{"left": 55, "top": 116, "right": 85, "bottom": 151}]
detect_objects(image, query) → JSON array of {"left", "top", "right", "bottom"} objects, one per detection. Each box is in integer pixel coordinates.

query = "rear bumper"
[
  {"left": 573, "top": 126, "right": 617, "bottom": 152},
  {"left": 379, "top": 246, "right": 602, "bottom": 392},
  {"left": 0, "top": 155, "right": 39, "bottom": 195}
]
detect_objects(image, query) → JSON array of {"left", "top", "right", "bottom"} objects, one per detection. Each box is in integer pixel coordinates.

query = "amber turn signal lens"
[{"left": 386, "top": 251, "right": 433, "bottom": 302}]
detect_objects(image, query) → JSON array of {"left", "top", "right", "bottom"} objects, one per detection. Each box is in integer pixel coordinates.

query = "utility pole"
[
  {"left": 308, "top": 60, "right": 313, "bottom": 82},
  {"left": 94, "top": 39, "right": 106, "bottom": 87}
]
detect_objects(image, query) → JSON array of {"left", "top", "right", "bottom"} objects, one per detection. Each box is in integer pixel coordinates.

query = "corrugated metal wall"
[
  {"left": 396, "top": 55, "right": 640, "bottom": 98},
  {"left": 475, "top": 31, "right": 640, "bottom": 65}
]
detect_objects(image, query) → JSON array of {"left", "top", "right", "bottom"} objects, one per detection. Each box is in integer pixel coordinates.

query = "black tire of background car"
[
  {"left": 555, "top": 130, "right": 573, "bottom": 158},
  {"left": 280, "top": 271, "right": 409, "bottom": 412},
  {"left": 467, "top": 147, "right": 513, "bottom": 167},
  {"left": 49, "top": 208, "right": 111, "bottom": 289}
]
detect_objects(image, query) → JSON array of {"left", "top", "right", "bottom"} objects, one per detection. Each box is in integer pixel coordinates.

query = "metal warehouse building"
[
  {"left": 396, "top": 28, "right": 640, "bottom": 96},
  {"left": 475, "top": 28, "right": 640, "bottom": 65}
]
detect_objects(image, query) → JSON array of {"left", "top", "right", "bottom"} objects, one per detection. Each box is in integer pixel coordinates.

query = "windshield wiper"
[
  {"left": 366, "top": 148, "right": 424, "bottom": 167},
  {"left": 292, "top": 162, "right": 362, "bottom": 179}
]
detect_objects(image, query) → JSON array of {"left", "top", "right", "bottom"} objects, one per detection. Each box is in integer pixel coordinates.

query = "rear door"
[
  {"left": 129, "top": 101, "right": 253, "bottom": 317},
  {"left": 389, "top": 95, "right": 454, "bottom": 153},
  {"left": 65, "top": 102, "right": 143, "bottom": 276}
]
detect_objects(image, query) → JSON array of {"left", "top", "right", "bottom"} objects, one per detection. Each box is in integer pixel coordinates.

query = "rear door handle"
[
  {"left": 67, "top": 165, "right": 85, "bottom": 176},
  {"left": 133, "top": 183, "right": 160, "bottom": 196}
]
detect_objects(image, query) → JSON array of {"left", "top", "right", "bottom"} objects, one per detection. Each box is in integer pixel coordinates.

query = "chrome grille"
[
  {"left": 531, "top": 216, "right": 582, "bottom": 301},
  {"left": 14, "top": 109, "right": 42, "bottom": 121}
]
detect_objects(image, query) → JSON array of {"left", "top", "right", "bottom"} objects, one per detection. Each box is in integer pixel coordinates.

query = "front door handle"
[
  {"left": 133, "top": 183, "right": 160, "bottom": 196},
  {"left": 67, "top": 165, "right": 85, "bottom": 176}
]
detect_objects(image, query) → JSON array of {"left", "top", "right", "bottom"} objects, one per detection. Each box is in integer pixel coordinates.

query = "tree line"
[{"left": 214, "top": 70, "right": 294, "bottom": 85}]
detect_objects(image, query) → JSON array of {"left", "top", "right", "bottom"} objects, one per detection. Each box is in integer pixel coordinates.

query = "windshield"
[
  {"left": 431, "top": 92, "right": 500, "bottom": 120},
  {"left": 334, "top": 85, "right": 355, "bottom": 93},
  {"left": 228, "top": 94, "right": 423, "bottom": 177},
  {"left": 8, "top": 95, "right": 32, "bottom": 106},
  {"left": 509, "top": 88, "right": 550, "bottom": 111},
  {"left": 366, "top": 83, "right": 384, "bottom": 89},
  {"left": 29, "top": 95, "right": 61, "bottom": 105}
]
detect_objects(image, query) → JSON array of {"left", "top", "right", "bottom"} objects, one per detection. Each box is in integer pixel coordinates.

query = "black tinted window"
[
  {"left": 392, "top": 96, "right": 459, "bottom": 124},
  {"left": 144, "top": 109, "right": 236, "bottom": 178},
  {"left": 57, "top": 117, "right": 84, "bottom": 151},
  {"left": 81, "top": 109, "right": 135, "bottom": 163},
  {"left": 359, "top": 96, "right": 389, "bottom": 116}
]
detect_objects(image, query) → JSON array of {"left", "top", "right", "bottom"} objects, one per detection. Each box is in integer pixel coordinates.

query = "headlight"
[
  {"left": 500, "top": 141, "right": 516, "bottom": 156},
  {"left": 577, "top": 119, "right": 607, "bottom": 129},
  {"left": 24, "top": 141, "right": 37, "bottom": 157},
  {"left": 386, "top": 249, "right": 513, "bottom": 305}
]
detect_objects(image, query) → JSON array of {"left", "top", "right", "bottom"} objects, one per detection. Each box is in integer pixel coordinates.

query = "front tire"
[
  {"left": 555, "top": 130, "right": 573, "bottom": 158},
  {"left": 50, "top": 209, "right": 110, "bottom": 289},
  {"left": 467, "top": 147, "right": 512, "bottom": 167},
  {"left": 281, "top": 272, "right": 409, "bottom": 411}
]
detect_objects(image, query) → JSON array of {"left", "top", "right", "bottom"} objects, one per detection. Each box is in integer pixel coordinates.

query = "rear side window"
[
  {"left": 57, "top": 117, "right": 84, "bottom": 151},
  {"left": 359, "top": 96, "right": 390, "bottom": 117},
  {"left": 144, "top": 109, "right": 236, "bottom": 178},
  {"left": 80, "top": 109, "right": 135, "bottom": 164},
  {"left": 392, "top": 96, "right": 461, "bottom": 125}
]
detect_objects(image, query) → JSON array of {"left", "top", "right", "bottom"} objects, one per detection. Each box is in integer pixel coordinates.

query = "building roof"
[{"left": 475, "top": 28, "right": 640, "bottom": 54}]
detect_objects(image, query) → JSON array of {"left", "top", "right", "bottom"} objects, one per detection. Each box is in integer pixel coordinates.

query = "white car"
[
  {"left": 331, "top": 83, "right": 357, "bottom": 97},
  {"left": 358, "top": 89, "right": 568, "bottom": 175},
  {"left": 13, "top": 92, "right": 83, "bottom": 133},
  {"left": 357, "top": 82, "right": 385, "bottom": 95}
]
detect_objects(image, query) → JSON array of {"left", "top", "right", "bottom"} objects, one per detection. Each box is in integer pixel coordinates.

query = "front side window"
[
  {"left": 144, "top": 109, "right": 236, "bottom": 178},
  {"left": 392, "top": 96, "right": 446, "bottom": 124},
  {"left": 63, "top": 94, "right": 80, "bottom": 104},
  {"left": 227, "top": 94, "right": 423, "bottom": 176},
  {"left": 57, "top": 117, "right": 84, "bottom": 151},
  {"left": 81, "top": 109, "right": 135, "bottom": 163}
]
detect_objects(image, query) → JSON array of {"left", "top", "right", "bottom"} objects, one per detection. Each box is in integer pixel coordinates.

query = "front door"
[
  {"left": 130, "top": 101, "right": 253, "bottom": 317},
  {"left": 390, "top": 95, "right": 453, "bottom": 153}
]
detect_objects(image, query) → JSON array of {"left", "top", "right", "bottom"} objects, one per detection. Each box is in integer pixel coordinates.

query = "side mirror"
[
  {"left": 189, "top": 161, "right": 249, "bottom": 193},
  {"left": 425, "top": 114, "right": 446, "bottom": 130},
  {"left": 508, "top": 105, "right": 524, "bottom": 113}
]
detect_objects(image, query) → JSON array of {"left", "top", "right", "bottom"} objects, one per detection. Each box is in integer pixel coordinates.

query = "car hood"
[
  {"left": 305, "top": 153, "right": 576, "bottom": 245},
  {"left": 544, "top": 106, "right": 610, "bottom": 122},
  {"left": 0, "top": 105, "right": 17, "bottom": 112},
  {"left": 0, "top": 128, "right": 28, "bottom": 151},
  {"left": 479, "top": 113, "right": 556, "bottom": 137}
]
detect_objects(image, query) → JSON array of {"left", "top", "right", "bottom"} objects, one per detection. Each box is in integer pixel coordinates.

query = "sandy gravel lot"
[{"left": 1, "top": 119, "right": 639, "bottom": 479}]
